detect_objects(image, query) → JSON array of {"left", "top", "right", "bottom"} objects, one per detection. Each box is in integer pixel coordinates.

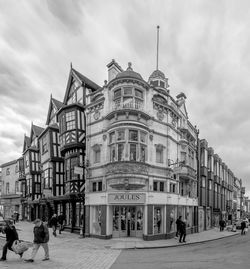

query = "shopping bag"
[
  {"left": 12, "top": 240, "right": 30, "bottom": 254},
  {"left": 244, "top": 227, "right": 248, "bottom": 233}
]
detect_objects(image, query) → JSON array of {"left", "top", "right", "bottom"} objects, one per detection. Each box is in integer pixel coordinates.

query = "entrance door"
[
  {"left": 120, "top": 206, "right": 136, "bottom": 237},
  {"left": 113, "top": 206, "right": 143, "bottom": 237}
]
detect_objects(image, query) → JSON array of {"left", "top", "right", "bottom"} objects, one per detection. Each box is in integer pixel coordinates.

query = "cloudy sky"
[{"left": 0, "top": 0, "right": 250, "bottom": 194}]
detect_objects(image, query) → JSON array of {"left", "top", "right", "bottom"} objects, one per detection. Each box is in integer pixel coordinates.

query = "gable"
[
  {"left": 23, "top": 135, "right": 30, "bottom": 152},
  {"left": 63, "top": 67, "right": 101, "bottom": 105},
  {"left": 46, "top": 96, "right": 63, "bottom": 125}
]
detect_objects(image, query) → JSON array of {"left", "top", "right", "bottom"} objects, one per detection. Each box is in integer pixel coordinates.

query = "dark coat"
[
  {"left": 50, "top": 216, "right": 58, "bottom": 226},
  {"left": 3, "top": 225, "right": 18, "bottom": 243},
  {"left": 33, "top": 223, "right": 49, "bottom": 244},
  {"left": 176, "top": 218, "right": 182, "bottom": 229},
  {"left": 241, "top": 221, "right": 246, "bottom": 229},
  {"left": 179, "top": 221, "right": 186, "bottom": 235},
  {"left": 57, "top": 214, "right": 65, "bottom": 225}
]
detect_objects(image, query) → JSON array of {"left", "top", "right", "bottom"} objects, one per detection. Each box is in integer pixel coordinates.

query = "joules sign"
[{"left": 108, "top": 193, "right": 146, "bottom": 204}]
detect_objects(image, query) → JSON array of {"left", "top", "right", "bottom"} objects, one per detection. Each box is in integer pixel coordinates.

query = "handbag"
[{"left": 12, "top": 240, "right": 30, "bottom": 254}]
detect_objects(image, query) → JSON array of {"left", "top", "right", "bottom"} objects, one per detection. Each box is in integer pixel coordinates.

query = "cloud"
[{"left": 0, "top": 0, "right": 250, "bottom": 194}]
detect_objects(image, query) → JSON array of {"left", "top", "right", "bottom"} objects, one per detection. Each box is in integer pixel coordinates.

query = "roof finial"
[
  {"left": 70, "top": 62, "right": 73, "bottom": 69},
  {"left": 127, "top": 62, "right": 133, "bottom": 71},
  {"left": 156, "top": 25, "right": 160, "bottom": 70}
]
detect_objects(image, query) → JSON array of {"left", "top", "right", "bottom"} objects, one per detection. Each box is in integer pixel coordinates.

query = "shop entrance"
[{"left": 112, "top": 206, "right": 143, "bottom": 238}]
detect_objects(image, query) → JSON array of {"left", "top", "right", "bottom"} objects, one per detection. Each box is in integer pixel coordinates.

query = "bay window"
[{"left": 109, "top": 129, "right": 147, "bottom": 162}]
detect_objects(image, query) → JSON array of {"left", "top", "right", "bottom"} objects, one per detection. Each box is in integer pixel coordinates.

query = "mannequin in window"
[{"left": 156, "top": 209, "right": 161, "bottom": 233}]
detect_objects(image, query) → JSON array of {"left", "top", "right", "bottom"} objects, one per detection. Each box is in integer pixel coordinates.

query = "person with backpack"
[
  {"left": 25, "top": 219, "right": 49, "bottom": 262},
  {"left": 0, "top": 220, "right": 22, "bottom": 261}
]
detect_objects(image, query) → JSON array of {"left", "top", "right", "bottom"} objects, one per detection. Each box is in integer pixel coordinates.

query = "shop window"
[
  {"left": 154, "top": 207, "right": 162, "bottom": 234},
  {"left": 113, "top": 206, "right": 119, "bottom": 231},
  {"left": 93, "top": 206, "right": 102, "bottom": 235}
]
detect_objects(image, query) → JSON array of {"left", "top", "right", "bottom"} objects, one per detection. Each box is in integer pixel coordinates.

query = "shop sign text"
[{"left": 108, "top": 193, "right": 145, "bottom": 204}]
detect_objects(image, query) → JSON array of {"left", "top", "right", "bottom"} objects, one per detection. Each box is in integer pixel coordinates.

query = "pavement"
[{"left": 0, "top": 221, "right": 240, "bottom": 269}]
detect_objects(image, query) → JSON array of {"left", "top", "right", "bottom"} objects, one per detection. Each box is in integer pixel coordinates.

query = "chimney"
[{"left": 106, "top": 59, "right": 123, "bottom": 82}]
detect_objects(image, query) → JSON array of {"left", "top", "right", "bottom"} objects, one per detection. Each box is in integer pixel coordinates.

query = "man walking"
[
  {"left": 50, "top": 214, "right": 58, "bottom": 237},
  {"left": 0, "top": 220, "right": 21, "bottom": 261},
  {"left": 58, "top": 212, "right": 66, "bottom": 234},
  {"left": 25, "top": 219, "right": 50, "bottom": 262},
  {"left": 175, "top": 216, "right": 182, "bottom": 237},
  {"left": 179, "top": 219, "right": 187, "bottom": 243},
  {"left": 241, "top": 220, "right": 246, "bottom": 235}
]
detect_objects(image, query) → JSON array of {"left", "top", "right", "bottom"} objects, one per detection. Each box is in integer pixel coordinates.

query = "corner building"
[{"left": 84, "top": 60, "right": 198, "bottom": 240}]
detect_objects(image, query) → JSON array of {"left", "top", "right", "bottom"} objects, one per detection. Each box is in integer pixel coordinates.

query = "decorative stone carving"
[
  {"left": 157, "top": 111, "right": 164, "bottom": 121},
  {"left": 93, "top": 111, "right": 100, "bottom": 120},
  {"left": 105, "top": 162, "right": 149, "bottom": 176}
]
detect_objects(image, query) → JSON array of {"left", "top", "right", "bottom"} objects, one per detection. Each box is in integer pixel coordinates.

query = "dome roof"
[
  {"left": 116, "top": 62, "right": 143, "bottom": 80},
  {"left": 149, "top": 69, "right": 166, "bottom": 79}
]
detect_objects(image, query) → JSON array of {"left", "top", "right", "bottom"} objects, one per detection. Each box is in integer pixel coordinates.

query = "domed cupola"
[
  {"left": 116, "top": 62, "right": 143, "bottom": 81},
  {"left": 148, "top": 69, "right": 169, "bottom": 92}
]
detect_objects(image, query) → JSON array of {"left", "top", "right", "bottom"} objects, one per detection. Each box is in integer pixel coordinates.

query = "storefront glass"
[
  {"left": 154, "top": 206, "right": 162, "bottom": 234},
  {"left": 93, "top": 205, "right": 101, "bottom": 235},
  {"left": 112, "top": 206, "right": 143, "bottom": 237}
]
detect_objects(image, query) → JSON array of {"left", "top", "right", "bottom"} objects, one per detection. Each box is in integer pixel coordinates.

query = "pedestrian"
[
  {"left": 0, "top": 220, "right": 22, "bottom": 261},
  {"left": 57, "top": 212, "right": 66, "bottom": 234},
  {"left": 241, "top": 220, "right": 246, "bottom": 235},
  {"left": 175, "top": 216, "right": 182, "bottom": 237},
  {"left": 50, "top": 214, "right": 58, "bottom": 237},
  {"left": 24, "top": 218, "right": 49, "bottom": 262},
  {"left": 179, "top": 219, "right": 187, "bottom": 243},
  {"left": 219, "top": 219, "right": 223, "bottom": 231}
]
